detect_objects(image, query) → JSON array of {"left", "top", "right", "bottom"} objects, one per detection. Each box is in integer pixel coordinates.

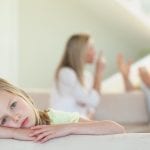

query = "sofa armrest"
[{"left": 95, "top": 91, "right": 149, "bottom": 124}]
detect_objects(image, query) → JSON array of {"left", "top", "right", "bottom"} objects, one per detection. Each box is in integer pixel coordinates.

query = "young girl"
[
  {"left": 0, "top": 78, "right": 125, "bottom": 143},
  {"left": 50, "top": 33, "right": 105, "bottom": 119}
]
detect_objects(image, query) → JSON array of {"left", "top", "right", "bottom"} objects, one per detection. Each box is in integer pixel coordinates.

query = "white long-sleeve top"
[{"left": 49, "top": 67, "right": 100, "bottom": 118}]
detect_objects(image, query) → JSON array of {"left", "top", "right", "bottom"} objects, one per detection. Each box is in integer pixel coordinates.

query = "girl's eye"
[
  {"left": 10, "top": 102, "right": 17, "bottom": 109},
  {"left": 1, "top": 117, "right": 7, "bottom": 125}
]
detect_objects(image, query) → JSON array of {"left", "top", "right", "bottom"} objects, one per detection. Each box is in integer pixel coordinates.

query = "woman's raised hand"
[{"left": 95, "top": 51, "right": 106, "bottom": 73}]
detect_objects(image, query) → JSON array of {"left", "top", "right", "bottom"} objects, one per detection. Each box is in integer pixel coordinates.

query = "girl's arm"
[
  {"left": 0, "top": 126, "right": 34, "bottom": 141},
  {"left": 0, "top": 126, "right": 14, "bottom": 139},
  {"left": 70, "top": 119, "right": 126, "bottom": 135},
  {"left": 30, "top": 118, "right": 125, "bottom": 143}
]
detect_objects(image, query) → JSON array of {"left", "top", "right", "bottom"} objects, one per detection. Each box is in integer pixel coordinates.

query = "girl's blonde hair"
[
  {"left": 55, "top": 33, "right": 90, "bottom": 85},
  {"left": 0, "top": 78, "right": 50, "bottom": 125}
]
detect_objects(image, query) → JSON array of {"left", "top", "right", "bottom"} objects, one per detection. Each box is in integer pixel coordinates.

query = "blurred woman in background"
[{"left": 50, "top": 33, "right": 105, "bottom": 119}]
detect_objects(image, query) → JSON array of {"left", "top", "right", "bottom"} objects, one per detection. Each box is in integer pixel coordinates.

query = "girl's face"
[
  {"left": 0, "top": 91, "right": 36, "bottom": 128},
  {"left": 85, "top": 39, "right": 96, "bottom": 64}
]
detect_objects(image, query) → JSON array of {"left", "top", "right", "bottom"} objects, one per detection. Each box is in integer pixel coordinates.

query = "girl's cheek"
[
  {"left": 6, "top": 121, "right": 13, "bottom": 127},
  {"left": 4, "top": 119, "right": 19, "bottom": 128}
]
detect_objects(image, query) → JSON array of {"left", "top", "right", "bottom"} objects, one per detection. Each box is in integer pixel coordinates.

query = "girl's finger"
[
  {"left": 34, "top": 131, "right": 53, "bottom": 142},
  {"left": 29, "top": 128, "right": 50, "bottom": 136},
  {"left": 39, "top": 134, "right": 56, "bottom": 143}
]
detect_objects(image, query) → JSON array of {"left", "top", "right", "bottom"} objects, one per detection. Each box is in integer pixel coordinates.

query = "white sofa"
[
  {"left": 1, "top": 133, "right": 150, "bottom": 150},
  {"left": 27, "top": 89, "right": 150, "bottom": 133},
  {"left": 95, "top": 92, "right": 150, "bottom": 133}
]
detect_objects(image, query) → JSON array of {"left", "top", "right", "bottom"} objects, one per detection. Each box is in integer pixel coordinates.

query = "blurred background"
[{"left": 0, "top": 0, "right": 150, "bottom": 89}]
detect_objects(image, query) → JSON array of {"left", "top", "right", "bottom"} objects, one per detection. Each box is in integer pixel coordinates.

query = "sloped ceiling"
[{"left": 78, "top": 0, "right": 150, "bottom": 50}]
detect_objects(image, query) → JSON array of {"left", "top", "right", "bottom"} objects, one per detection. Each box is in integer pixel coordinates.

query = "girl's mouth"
[{"left": 21, "top": 117, "right": 29, "bottom": 127}]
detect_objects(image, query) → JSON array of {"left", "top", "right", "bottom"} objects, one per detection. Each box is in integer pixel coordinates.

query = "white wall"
[
  {"left": 0, "top": 0, "right": 18, "bottom": 84},
  {"left": 17, "top": 0, "right": 134, "bottom": 88},
  {"left": 18, "top": 0, "right": 150, "bottom": 88},
  {"left": 0, "top": 0, "right": 149, "bottom": 88}
]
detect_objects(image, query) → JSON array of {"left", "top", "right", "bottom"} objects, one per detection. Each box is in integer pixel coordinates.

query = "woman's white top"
[{"left": 49, "top": 67, "right": 100, "bottom": 118}]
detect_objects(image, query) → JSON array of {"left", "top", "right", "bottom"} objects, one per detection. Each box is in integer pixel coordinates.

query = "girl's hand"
[
  {"left": 30, "top": 125, "right": 71, "bottom": 143},
  {"left": 12, "top": 128, "right": 35, "bottom": 141}
]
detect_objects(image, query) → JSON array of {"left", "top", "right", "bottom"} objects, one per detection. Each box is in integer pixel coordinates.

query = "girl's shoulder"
[{"left": 48, "top": 109, "right": 80, "bottom": 124}]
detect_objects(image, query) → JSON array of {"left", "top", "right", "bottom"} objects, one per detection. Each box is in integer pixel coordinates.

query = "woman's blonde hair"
[
  {"left": 55, "top": 33, "right": 90, "bottom": 85},
  {"left": 0, "top": 78, "right": 50, "bottom": 125}
]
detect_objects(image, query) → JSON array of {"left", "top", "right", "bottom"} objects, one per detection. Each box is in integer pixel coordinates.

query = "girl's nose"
[{"left": 12, "top": 114, "right": 21, "bottom": 122}]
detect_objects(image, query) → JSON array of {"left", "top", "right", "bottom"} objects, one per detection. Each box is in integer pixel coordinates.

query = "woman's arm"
[
  {"left": 56, "top": 68, "right": 100, "bottom": 107},
  {"left": 93, "top": 53, "right": 105, "bottom": 93},
  {"left": 122, "top": 76, "right": 136, "bottom": 91}
]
